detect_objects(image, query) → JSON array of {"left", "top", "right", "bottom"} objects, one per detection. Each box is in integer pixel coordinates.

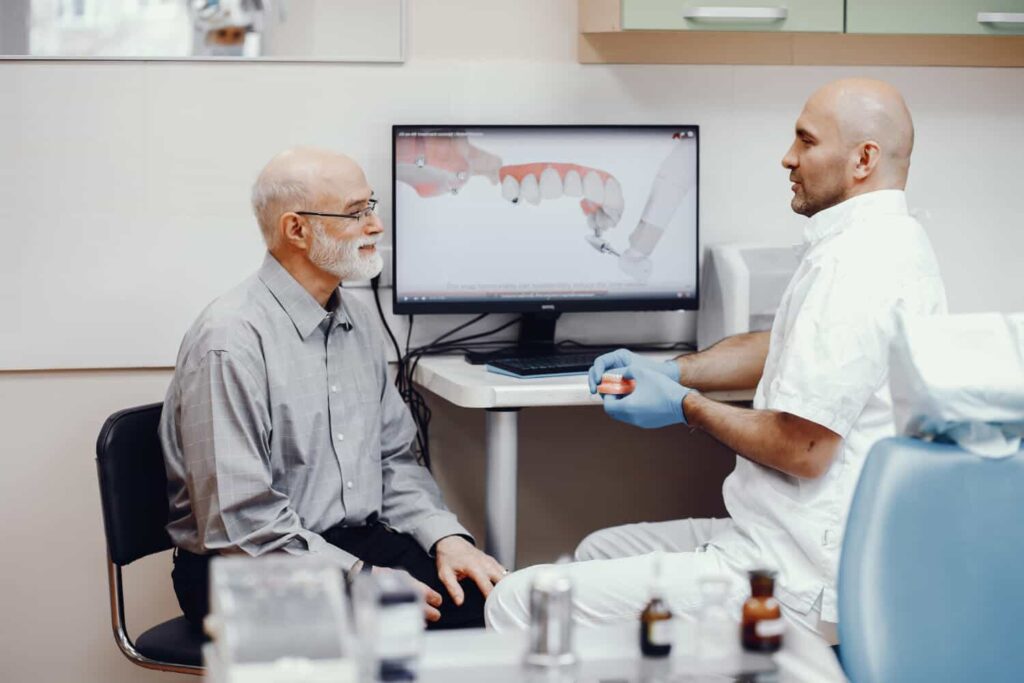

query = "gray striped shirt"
[{"left": 159, "top": 253, "right": 469, "bottom": 568}]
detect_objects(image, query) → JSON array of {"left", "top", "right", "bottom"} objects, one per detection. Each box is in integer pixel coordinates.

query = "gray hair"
[{"left": 250, "top": 174, "right": 312, "bottom": 249}]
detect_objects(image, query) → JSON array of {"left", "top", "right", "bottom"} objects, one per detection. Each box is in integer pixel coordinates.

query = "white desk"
[
  {"left": 413, "top": 353, "right": 754, "bottom": 568},
  {"left": 419, "top": 621, "right": 846, "bottom": 682}
]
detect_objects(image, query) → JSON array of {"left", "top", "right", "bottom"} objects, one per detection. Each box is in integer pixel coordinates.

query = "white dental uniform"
[{"left": 485, "top": 190, "right": 947, "bottom": 642}]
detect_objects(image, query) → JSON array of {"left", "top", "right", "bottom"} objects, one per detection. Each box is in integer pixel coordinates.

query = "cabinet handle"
[
  {"left": 683, "top": 6, "right": 788, "bottom": 22},
  {"left": 977, "top": 12, "right": 1024, "bottom": 25}
]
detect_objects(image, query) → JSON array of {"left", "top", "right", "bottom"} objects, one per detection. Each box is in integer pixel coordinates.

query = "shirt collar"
[
  {"left": 257, "top": 253, "right": 350, "bottom": 339},
  {"left": 803, "top": 189, "right": 909, "bottom": 246}
]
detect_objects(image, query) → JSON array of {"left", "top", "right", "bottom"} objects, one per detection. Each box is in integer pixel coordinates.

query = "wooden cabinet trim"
[{"left": 578, "top": 0, "right": 1024, "bottom": 66}]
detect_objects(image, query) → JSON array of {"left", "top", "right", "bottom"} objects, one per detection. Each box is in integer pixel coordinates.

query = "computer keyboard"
[{"left": 485, "top": 351, "right": 605, "bottom": 377}]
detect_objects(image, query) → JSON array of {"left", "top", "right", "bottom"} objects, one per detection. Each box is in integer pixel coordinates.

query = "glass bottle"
[
  {"left": 639, "top": 555, "right": 673, "bottom": 658},
  {"left": 697, "top": 577, "right": 736, "bottom": 662},
  {"left": 741, "top": 569, "right": 784, "bottom": 652}
]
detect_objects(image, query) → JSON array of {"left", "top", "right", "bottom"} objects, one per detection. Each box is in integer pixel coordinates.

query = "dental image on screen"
[{"left": 394, "top": 126, "right": 698, "bottom": 307}]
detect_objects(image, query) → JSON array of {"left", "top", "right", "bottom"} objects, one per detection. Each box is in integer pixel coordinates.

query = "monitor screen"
[{"left": 392, "top": 125, "right": 699, "bottom": 314}]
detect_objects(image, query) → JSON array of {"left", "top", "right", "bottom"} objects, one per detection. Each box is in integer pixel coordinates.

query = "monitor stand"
[{"left": 464, "top": 312, "right": 562, "bottom": 365}]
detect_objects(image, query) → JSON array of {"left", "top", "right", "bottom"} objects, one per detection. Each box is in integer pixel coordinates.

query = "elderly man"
[
  {"left": 160, "top": 147, "right": 504, "bottom": 632},
  {"left": 486, "top": 79, "right": 947, "bottom": 644}
]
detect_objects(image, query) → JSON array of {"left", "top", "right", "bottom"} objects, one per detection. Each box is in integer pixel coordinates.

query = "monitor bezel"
[{"left": 391, "top": 124, "right": 699, "bottom": 315}]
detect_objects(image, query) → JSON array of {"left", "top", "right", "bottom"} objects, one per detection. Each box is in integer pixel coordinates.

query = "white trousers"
[{"left": 484, "top": 518, "right": 838, "bottom": 645}]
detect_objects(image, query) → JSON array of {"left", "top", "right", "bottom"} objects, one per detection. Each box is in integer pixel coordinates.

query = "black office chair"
[{"left": 95, "top": 402, "right": 204, "bottom": 675}]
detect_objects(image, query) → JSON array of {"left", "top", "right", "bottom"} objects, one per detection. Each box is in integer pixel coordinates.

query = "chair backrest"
[
  {"left": 839, "top": 436, "right": 1024, "bottom": 683},
  {"left": 96, "top": 403, "right": 173, "bottom": 566}
]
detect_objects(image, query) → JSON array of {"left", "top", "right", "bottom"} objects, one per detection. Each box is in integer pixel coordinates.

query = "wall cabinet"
[
  {"left": 622, "top": 0, "right": 843, "bottom": 32},
  {"left": 848, "top": 0, "right": 1024, "bottom": 36},
  {"left": 579, "top": 0, "right": 1024, "bottom": 65}
]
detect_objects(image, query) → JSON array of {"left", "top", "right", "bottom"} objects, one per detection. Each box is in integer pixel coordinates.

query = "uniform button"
[
  {"left": 331, "top": 385, "right": 338, "bottom": 392},
  {"left": 336, "top": 433, "right": 344, "bottom": 441},
  {"left": 346, "top": 481, "right": 354, "bottom": 489}
]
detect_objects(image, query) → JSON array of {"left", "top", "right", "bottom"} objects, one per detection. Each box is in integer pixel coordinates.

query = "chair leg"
[{"left": 106, "top": 559, "right": 203, "bottom": 675}]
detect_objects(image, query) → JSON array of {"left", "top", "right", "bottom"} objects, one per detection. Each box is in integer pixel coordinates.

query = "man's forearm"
[
  {"left": 673, "top": 331, "right": 770, "bottom": 392},
  {"left": 683, "top": 392, "right": 840, "bottom": 479}
]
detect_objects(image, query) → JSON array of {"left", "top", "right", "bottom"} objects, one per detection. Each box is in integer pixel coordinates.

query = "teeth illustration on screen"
[
  {"left": 583, "top": 171, "right": 605, "bottom": 204},
  {"left": 539, "top": 166, "right": 562, "bottom": 199},
  {"left": 519, "top": 174, "right": 541, "bottom": 204},
  {"left": 603, "top": 178, "right": 623, "bottom": 216},
  {"left": 497, "top": 162, "right": 627, "bottom": 251},
  {"left": 395, "top": 129, "right": 699, "bottom": 302},
  {"left": 501, "top": 175, "right": 520, "bottom": 202},
  {"left": 594, "top": 209, "right": 617, "bottom": 232},
  {"left": 563, "top": 169, "right": 583, "bottom": 197}
]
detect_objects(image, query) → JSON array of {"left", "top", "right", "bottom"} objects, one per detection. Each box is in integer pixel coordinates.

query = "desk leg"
[{"left": 485, "top": 408, "right": 519, "bottom": 570}]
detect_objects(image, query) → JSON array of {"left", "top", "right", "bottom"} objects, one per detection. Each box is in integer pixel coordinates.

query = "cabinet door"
[
  {"left": 622, "top": 0, "right": 843, "bottom": 32},
  {"left": 848, "top": 0, "right": 1024, "bottom": 35}
]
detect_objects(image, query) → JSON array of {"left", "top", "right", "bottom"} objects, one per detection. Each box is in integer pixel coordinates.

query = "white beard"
[{"left": 308, "top": 223, "right": 383, "bottom": 282}]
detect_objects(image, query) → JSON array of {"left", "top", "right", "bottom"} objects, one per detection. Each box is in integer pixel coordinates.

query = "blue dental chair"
[{"left": 838, "top": 436, "right": 1024, "bottom": 683}]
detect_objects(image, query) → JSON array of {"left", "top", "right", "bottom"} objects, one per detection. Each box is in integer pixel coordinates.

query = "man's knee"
[
  {"left": 484, "top": 567, "right": 537, "bottom": 632},
  {"left": 574, "top": 527, "right": 623, "bottom": 562},
  {"left": 431, "top": 577, "right": 486, "bottom": 630}
]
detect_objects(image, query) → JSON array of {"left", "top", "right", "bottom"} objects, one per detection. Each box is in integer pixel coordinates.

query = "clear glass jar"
[{"left": 697, "top": 576, "right": 736, "bottom": 662}]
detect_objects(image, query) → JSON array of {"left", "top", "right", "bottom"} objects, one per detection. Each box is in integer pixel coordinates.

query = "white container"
[
  {"left": 203, "top": 555, "right": 357, "bottom": 683},
  {"left": 351, "top": 569, "right": 425, "bottom": 681},
  {"left": 697, "top": 243, "right": 802, "bottom": 351}
]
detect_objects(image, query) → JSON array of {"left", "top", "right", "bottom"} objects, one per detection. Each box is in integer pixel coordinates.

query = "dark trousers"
[{"left": 172, "top": 523, "right": 486, "bottom": 634}]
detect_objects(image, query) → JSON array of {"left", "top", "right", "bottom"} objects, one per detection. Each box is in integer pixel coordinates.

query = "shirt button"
[
  {"left": 336, "top": 433, "right": 344, "bottom": 441},
  {"left": 346, "top": 481, "right": 354, "bottom": 489},
  {"left": 331, "top": 385, "right": 338, "bottom": 392}
]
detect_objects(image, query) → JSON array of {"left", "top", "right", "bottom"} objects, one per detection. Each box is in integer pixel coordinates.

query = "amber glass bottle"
[
  {"left": 639, "top": 557, "right": 673, "bottom": 657},
  {"left": 640, "top": 591, "right": 673, "bottom": 657},
  {"left": 741, "top": 569, "right": 784, "bottom": 652}
]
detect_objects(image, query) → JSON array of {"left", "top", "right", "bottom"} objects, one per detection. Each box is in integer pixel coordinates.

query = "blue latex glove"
[
  {"left": 602, "top": 366, "right": 693, "bottom": 429},
  {"left": 588, "top": 348, "right": 680, "bottom": 394}
]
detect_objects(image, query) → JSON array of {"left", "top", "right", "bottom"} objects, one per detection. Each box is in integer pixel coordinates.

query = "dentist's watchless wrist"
[{"left": 681, "top": 389, "right": 699, "bottom": 427}]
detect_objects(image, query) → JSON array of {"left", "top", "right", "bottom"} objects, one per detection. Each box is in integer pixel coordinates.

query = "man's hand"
[
  {"left": 376, "top": 566, "right": 444, "bottom": 623},
  {"left": 588, "top": 348, "right": 680, "bottom": 394},
  {"left": 434, "top": 536, "right": 506, "bottom": 606},
  {"left": 602, "top": 366, "right": 693, "bottom": 429}
]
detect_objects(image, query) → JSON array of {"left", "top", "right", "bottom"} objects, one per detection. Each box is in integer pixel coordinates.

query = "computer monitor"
[{"left": 392, "top": 125, "right": 699, "bottom": 352}]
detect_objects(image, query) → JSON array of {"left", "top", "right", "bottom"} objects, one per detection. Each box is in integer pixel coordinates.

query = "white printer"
[{"left": 697, "top": 243, "right": 802, "bottom": 351}]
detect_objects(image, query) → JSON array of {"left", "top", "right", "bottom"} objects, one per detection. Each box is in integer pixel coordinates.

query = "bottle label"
[
  {"left": 650, "top": 619, "right": 673, "bottom": 646},
  {"left": 755, "top": 618, "right": 785, "bottom": 638}
]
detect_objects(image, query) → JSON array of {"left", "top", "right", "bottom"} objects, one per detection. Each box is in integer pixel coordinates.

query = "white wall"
[
  {"left": 1, "top": 1, "right": 1023, "bottom": 681},
  {"left": 3, "top": 2, "right": 1023, "bottom": 370}
]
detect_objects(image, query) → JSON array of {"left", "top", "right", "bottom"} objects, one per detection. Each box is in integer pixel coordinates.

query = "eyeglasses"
[{"left": 296, "top": 198, "right": 378, "bottom": 223}]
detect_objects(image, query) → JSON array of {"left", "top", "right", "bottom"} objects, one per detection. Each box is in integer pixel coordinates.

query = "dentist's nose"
[{"left": 782, "top": 142, "right": 798, "bottom": 170}]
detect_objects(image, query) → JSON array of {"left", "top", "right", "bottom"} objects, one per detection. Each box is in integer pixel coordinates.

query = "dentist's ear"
[{"left": 852, "top": 141, "right": 881, "bottom": 181}]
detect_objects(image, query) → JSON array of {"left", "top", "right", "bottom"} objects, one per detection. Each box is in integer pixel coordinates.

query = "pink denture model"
[{"left": 596, "top": 373, "right": 636, "bottom": 396}]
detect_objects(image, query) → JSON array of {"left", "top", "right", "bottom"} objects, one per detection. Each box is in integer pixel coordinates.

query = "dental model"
[
  {"left": 596, "top": 373, "right": 636, "bottom": 396},
  {"left": 498, "top": 163, "right": 625, "bottom": 255},
  {"left": 618, "top": 134, "right": 697, "bottom": 282}
]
